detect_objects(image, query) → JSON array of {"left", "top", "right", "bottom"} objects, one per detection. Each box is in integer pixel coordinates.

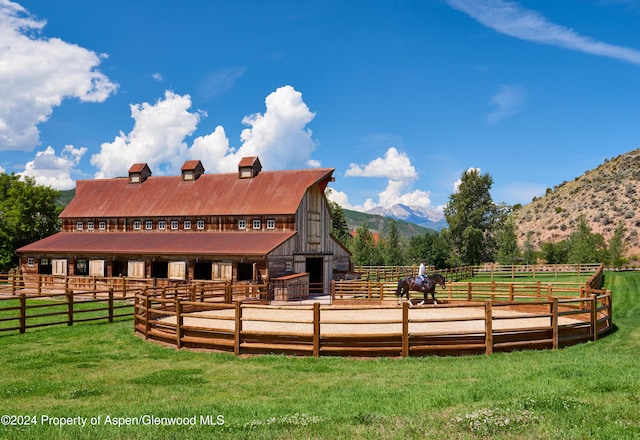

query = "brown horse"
[{"left": 396, "top": 273, "right": 446, "bottom": 306}]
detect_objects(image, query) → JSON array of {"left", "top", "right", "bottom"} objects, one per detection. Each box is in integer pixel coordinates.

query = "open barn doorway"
[{"left": 306, "top": 257, "right": 323, "bottom": 295}]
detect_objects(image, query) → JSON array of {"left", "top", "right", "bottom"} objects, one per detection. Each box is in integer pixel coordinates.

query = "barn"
[{"left": 16, "top": 157, "right": 352, "bottom": 295}]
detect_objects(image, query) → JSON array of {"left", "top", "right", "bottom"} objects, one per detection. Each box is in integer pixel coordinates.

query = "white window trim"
[
  {"left": 184, "top": 220, "right": 191, "bottom": 230},
  {"left": 99, "top": 221, "right": 106, "bottom": 230},
  {"left": 197, "top": 220, "right": 205, "bottom": 230},
  {"left": 267, "top": 219, "right": 276, "bottom": 229},
  {"left": 158, "top": 220, "right": 166, "bottom": 230},
  {"left": 238, "top": 219, "right": 246, "bottom": 230},
  {"left": 171, "top": 220, "right": 179, "bottom": 230},
  {"left": 253, "top": 219, "right": 261, "bottom": 230},
  {"left": 87, "top": 221, "right": 94, "bottom": 231},
  {"left": 76, "top": 222, "right": 83, "bottom": 231},
  {"left": 145, "top": 220, "right": 153, "bottom": 230},
  {"left": 133, "top": 220, "right": 141, "bottom": 230}
]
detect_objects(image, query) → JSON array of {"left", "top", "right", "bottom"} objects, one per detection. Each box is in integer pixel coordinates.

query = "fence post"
[
  {"left": 11, "top": 269, "right": 16, "bottom": 295},
  {"left": 402, "top": 301, "right": 409, "bottom": 357},
  {"left": 509, "top": 284, "right": 514, "bottom": 301},
  {"left": 551, "top": 298, "right": 559, "bottom": 350},
  {"left": 66, "top": 289, "right": 73, "bottom": 326},
  {"left": 176, "top": 299, "right": 183, "bottom": 349},
  {"left": 313, "top": 302, "right": 320, "bottom": 357},
  {"left": 144, "top": 294, "right": 151, "bottom": 339},
  {"left": 19, "top": 293, "right": 26, "bottom": 334},
  {"left": 37, "top": 275, "right": 42, "bottom": 296},
  {"left": 467, "top": 283, "right": 472, "bottom": 301},
  {"left": 484, "top": 301, "right": 493, "bottom": 355},
  {"left": 108, "top": 288, "right": 114, "bottom": 323},
  {"left": 234, "top": 301, "right": 242, "bottom": 356},
  {"left": 591, "top": 294, "right": 598, "bottom": 341}
]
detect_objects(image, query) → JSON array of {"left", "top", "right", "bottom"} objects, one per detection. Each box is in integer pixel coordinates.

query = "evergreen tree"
[
  {"left": 444, "top": 169, "right": 502, "bottom": 264},
  {"left": 608, "top": 221, "right": 627, "bottom": 269},
  {"left": 522, "top": 231, "right": 537, "bottom": 264},
  {"left": 381, "top": 220, "right": 404, "bottom": 265},
  {"left": 496, "top": 216, "right": 520, "bottom": 264},
  {"left": 0, "top": 173, "right": 62, "bottom": 270},
  {"left": 328, "top": 200, "right": 351, "bottom": 246},
  {"left": 567, "top": 215, "right": 606, "bottom": 263}
]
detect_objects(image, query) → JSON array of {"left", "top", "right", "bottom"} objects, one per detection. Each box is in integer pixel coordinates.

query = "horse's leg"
[
  {"left": 431, "top": 289, "right": 437, "bottom": 305},
  {"left": 418, "top": 288, "right": 426, "bottom": 306}
]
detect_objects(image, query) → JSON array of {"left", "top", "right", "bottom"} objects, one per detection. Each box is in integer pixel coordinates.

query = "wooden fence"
[
  {"left": 0, "top": 289, "right": 133, "bottom": 334},
  {"left": 133, "top": 287, "right": 612, "bottom": 357},
  {"left": 354, "top": 263, "right": 602, "bottom": 283}
]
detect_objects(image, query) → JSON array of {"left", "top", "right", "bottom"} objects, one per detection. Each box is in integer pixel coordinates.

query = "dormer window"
[
  {"left": 181, "top": 160, "right": 204, "bottom": 181},
  {"left": 128, "top": 163, "right": 151, "bottom": 184},
  {"left": 238, "top": 156, "right": 262, "bottom": 179}
]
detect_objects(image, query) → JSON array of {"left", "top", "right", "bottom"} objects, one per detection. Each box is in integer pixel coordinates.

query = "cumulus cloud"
[
  {"left": 91, "top": 91, "right": 202, "bottom": 178},
  {"left": 345, "top": 147, "right": 417, "bottom": 180},
  {"left": 21, "top": 145, "right": 87, "bottom": 189},
  {"left": 447, "top": 0, "right": 640, "bottom": 65},
  {"left": 337, "top": 147, "right": 436, "bottom": 211},
  {"left": 91, "top": 85, "right": 320, "bottom": 178},
  {"left": 0, "top": 1, "right": 117, "bottom": 151},
  {"left": 487, "top": 84, "right": 526, "bottom": 123}
]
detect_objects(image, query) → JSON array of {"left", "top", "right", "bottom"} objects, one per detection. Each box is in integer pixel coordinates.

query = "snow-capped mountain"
[{"left": 365, "top": 204, "right": 447, "bottom": 230}]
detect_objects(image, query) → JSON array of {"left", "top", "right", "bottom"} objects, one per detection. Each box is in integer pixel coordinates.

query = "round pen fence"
[{"left": 133, "top": 285, "right": 612, "bottom": 357}]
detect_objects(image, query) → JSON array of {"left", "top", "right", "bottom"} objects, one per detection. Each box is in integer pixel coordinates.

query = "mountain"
[
  {"left": 364, "top": 204, "right": 447, "bottom": 231},
  {"left": 343, "top": 208, "right": 436, "bottom": 240},
  {"left": 514, "top": 148, "right": 640, "bottom": 257}
]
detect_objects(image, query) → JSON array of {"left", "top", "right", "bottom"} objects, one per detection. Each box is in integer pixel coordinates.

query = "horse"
[{"left": 396, "top": 273, "right": 447, "bottom": 306}]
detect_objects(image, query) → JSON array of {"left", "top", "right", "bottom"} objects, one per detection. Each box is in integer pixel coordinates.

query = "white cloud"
[
  {"left": 339, "top": 147, "right": 437, "bottom": 211},
  {"left": 199, "top": 67, "right": 247, "bottom": 100},
  {"left": 487, "top": 84, "right": 526, "bottom": 123},
  {"left": 91, "top": 85, "right": 320, "bottom": 178},
  {"left": 447, "top": 0, "right": 640, "bottom": 65},
  {"left": 91, "top": 91, "right": 202, "bottom": 178},
  {"left": 152, "top": 73, "right": 163, "bottom": 82},
  {"left": 21, "top": 145, "right": 87, "bottom": 189},
  {"left": 345, "top": 147, "right": 417, "bottom": 180},
  {"left": 0, "top": 1, "right": 117, "bottom": 151}
]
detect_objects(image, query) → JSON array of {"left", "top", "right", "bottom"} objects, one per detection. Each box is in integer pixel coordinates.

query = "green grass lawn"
[{"left": 0, "top": 272, "right": 638, "bottom": 439}]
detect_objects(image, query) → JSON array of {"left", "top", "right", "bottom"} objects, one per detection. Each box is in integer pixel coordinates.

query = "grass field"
[{"left": 0, "top": 272, "right": 638, "bottom": 439}]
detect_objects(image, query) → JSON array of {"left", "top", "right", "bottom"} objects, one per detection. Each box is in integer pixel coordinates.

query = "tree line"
[
  {"left": 330, "top": 169, "right": 629, "bottom": 269},
  {"left": 0, "top": 169, "right": 628, "bottom": 273}
]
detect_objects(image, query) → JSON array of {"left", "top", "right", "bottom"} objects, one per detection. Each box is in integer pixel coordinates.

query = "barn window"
[
  {"left": 27, "top": 258, "right": 34, "bottom": 267},
  {"left": 133, "top": 220, "right": 141, "bottom": 230},
  {"left": 158, "top": 220, "right": 166, "bottom": 230},
  {"left": 253, "top": 219, "right": 261, "bottom": 230},
  {"left": 197, "top": 220, "right": 205, "bottom": 230},
  {"left": 184, "top": 220, "right": 191, "bottom": 230},
  {"left": 267, "top": 219, "right": 275, "bottom": 229},
  {"left": 76, "top": 222, "right": 83, "bottom": 230},
  {"left": 76, "top": 259, "right": 89, "bottom": 276},
  {"left": 99, "top": 221, "right": 106, "bottom": 230},
  {"left": 87, "top": 221, "right": 94, "bottom": 231},
  {"left": 238, "top": 219, "right": 246, "bottom": 230},
  {"left": 171, "top": 220, "right": 179, "bottom": 230},
  {"left": 145, "top": 220, "right": 153, "bottom": 230}
]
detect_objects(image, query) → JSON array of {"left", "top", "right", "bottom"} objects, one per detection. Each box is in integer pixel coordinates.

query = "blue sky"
[{"left": 2, "top": 0, "right": 640, "bottom": 215}]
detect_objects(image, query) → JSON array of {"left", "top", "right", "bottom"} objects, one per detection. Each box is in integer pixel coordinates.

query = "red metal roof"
[
  {"left": 17, "top": 231, "right": 296, "bottom": 257},
  {"left": 61, "top": 168, "right": 334, "bottom": 218}
]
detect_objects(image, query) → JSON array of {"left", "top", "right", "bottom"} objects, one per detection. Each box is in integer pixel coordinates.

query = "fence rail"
[{"left": 133, "top": 288, "right": 612, "bottom": 357}]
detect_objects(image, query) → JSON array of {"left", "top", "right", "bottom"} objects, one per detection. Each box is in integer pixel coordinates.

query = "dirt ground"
[{"left": 172, "top": 301, "right": 584, "bottom": 335}]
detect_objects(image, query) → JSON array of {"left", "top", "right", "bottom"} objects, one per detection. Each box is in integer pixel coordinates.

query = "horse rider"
[{"left": 418, "top": 260, "right": 427, "bottom": 285}]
